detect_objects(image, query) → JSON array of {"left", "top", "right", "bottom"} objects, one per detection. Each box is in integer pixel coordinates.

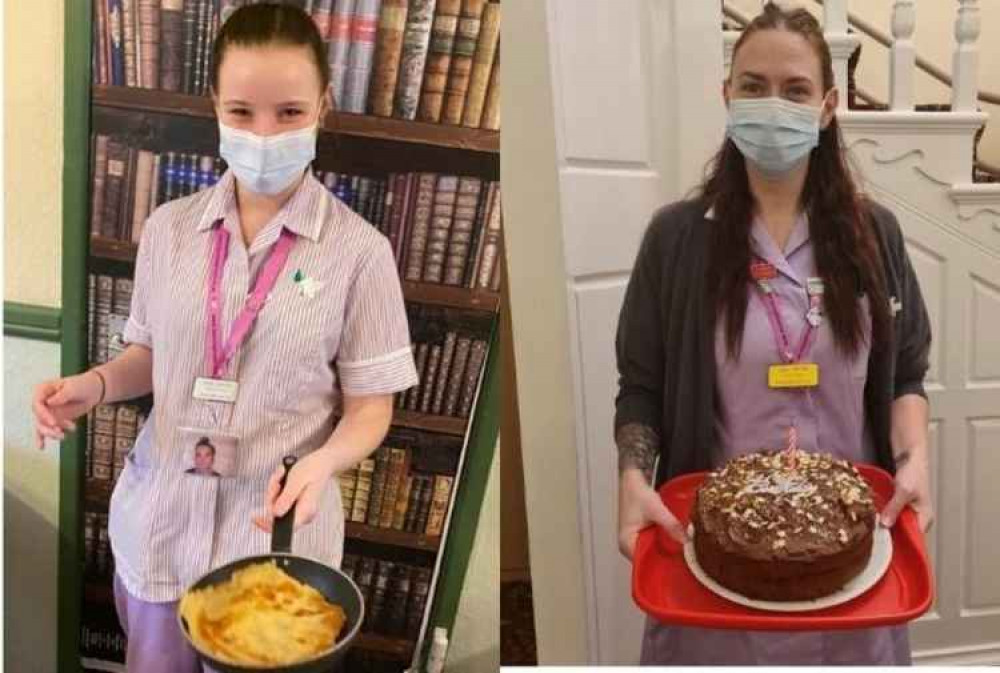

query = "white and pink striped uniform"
[{"left": 110, "top": 169, "right": 418, "bottom": 602}]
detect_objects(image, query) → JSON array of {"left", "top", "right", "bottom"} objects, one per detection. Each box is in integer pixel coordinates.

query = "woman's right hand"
[
  {"left": 618, "top": 467, "right": 688, "bottom": 560},
  {"left": 32, "top": 372, "right": 103, "bottom": 448}
]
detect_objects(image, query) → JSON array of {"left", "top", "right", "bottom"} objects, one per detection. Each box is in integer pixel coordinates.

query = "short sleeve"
[
  {"left": 336, "top": 236, "right": 419, "bottom": 396},
  {"left": 122, "top": 218, "right": 155, "bottom": 349},
  {"left": 891, "top": 221, "right": 931, "bottom": 400}
]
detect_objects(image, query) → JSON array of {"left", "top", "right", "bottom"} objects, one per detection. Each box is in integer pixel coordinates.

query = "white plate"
[{"left": 683, "top": 522, "right": 893, "bottom": 612}]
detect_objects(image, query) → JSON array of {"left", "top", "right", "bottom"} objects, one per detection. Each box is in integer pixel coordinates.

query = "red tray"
[{"left": 632, "top": 463, "right": 933, "bottom": 630}]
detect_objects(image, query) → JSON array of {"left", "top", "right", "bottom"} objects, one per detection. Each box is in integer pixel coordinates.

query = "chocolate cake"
[{"left": 691, "top": 450, "right": 876, "bottom": 601}]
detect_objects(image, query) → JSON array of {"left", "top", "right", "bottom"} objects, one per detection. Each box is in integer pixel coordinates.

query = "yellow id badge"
[{"left": 768, "top": 363, "right": 820, "bottom": 389}]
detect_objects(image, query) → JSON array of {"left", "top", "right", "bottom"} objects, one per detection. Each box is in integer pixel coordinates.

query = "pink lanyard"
[
  {"left": 206, "top": 220, "right": 296, "bottom": 379},
  {"left": 752, "top": 259, "right": 822, "bottom": 364}
]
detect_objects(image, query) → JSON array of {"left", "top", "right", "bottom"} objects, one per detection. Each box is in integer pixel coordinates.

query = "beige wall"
[
  {"left": 728, "top": 0, "right": 1000, "bottom": 165},
  {"left": 4, "top": 0, "right": 64, "bottom": 308},
  {"left": 4, "top": 2, "right": 66, "bottom": 671}
]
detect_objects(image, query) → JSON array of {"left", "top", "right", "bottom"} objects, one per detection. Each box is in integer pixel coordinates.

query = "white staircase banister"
[
  {"left": 951, "top": 0, "right": 981, "bottom": 112},
  {"left": 890, "top": 0, "right": 916, "bottom": 111}
]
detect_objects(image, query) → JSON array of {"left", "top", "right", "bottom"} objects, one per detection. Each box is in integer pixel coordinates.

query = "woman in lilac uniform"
[
  {"left": 32, "top": 5, "right": 417, "bottom": 672},
  {"left": 615, "top": 4, "right": 934, "bottom": 666}
]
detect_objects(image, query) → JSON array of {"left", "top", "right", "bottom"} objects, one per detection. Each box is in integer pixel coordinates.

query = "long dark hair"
[
  {"left": 211, "top": 3, "right": 331, "bottom": 97},
  {"left": 702, "top": 2, "right": 889, "bottom": 360}
]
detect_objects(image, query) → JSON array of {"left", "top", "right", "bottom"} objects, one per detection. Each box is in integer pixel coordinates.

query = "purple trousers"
[
  {"left": 113, "top": 574, "right": 215, "bottom": 673},
  {"left": 640, "top": 618, "right": 912, "bottom": 665}
]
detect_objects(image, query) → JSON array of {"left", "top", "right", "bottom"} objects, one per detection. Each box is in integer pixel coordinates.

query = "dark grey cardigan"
[{"left": 614, "top": 198, "right": 932, "bottom": 488}]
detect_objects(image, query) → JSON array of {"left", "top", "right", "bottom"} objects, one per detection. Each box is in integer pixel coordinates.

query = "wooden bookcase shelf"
[
  {"left": 90, "top": 236, "right": 500, "bottom": 315},
  {"left": 92, "top": 85, "right": 499, "bottom": 154},
  {"left": 392, "top": 409, "right": 468, "bottom": 437},
  {"left": 345, "top": 522, "right": 441, "bottom": 552}
]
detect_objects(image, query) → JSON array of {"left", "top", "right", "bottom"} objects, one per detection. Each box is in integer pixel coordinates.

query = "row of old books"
[
  {"left": 90, "top": 134, "right": 505, "bottom": 292},
  {"left": 397, "top": 330, "right": 488, "bottom": 418},
  {"left": 88, "top": 274, "right": 135, "bottom": 366},
  {"left": 82, "top": 512, "right": 114, "bottom": 580},
  {"left": 340, "top": 446, "right": 454, "bottom": 536},
  {"left": 92, "top": 0, "right": 501, "bottom": 130},
  {"left": 341, "top": 553, "right": 432, "bottom": 639},
  {"left": 89, "top": 135, "right": 224, "bottom": 243},
  {"left": 84, "top": 402, "right": 148, "bottom": 495}
]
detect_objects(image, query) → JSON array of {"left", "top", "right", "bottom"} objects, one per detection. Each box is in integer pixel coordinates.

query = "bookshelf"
[{"left": 64, "top": 3, "right": 502, "bottom": 673}]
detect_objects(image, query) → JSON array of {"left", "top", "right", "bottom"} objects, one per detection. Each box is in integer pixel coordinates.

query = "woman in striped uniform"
[{"left": 32, "top": 5, "right": 417, "bottom": 671}]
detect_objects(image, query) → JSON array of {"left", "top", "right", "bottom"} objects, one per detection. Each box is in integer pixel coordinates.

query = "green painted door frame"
[{"left": 58, "top": 0, "right": 91, "bottom": 670}]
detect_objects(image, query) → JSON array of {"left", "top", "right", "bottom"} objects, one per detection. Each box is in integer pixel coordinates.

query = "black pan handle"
[{"left": 271, "top": 455, "right": 298, "bottom": 554}]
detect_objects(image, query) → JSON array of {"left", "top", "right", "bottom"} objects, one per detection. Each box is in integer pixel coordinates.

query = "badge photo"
[{"left": 179, "top": 427, "right": 239, "bottom": 478}]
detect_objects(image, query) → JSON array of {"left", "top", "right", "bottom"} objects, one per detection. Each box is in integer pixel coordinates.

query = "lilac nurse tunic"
[{"left": 639, "top": 212, "right": 911, "bottom": 665}]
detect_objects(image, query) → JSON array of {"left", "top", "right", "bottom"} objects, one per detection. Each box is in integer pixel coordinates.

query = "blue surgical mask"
[
  {"left": 726, "top": 97, "right": 823, "bottom": 177},
  {"left": 218, "top": 121, "right": 317, "bottom": 195}
]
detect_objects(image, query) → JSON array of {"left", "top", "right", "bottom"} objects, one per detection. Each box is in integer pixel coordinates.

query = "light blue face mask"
[
  {"left": 218, "top": 121, "right": 318, "bottom": 195},
  {"left": 726, "top": 97, "right": 824, "bottom": 178}
]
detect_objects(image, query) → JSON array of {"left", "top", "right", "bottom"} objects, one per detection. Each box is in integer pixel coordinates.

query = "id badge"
[
  {"left": 768, "top": 363, "right": 820, "bottom": 389},
  {"left": 178, "top": 426, "right": 238, "bottom": 477},
  {"left": 193, "top": 377, "right": 239, "bottom": 404}
]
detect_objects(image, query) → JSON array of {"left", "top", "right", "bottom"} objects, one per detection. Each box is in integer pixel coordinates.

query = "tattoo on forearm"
[{"left": 616, "top": 423, "right": 660, "bottom": 481}]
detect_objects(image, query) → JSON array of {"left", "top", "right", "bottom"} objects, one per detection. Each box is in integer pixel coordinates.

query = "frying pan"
[{"left": 178, "top": 456, "right": 365, "bottom": 673}]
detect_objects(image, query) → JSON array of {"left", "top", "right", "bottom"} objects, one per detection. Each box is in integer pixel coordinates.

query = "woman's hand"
[
  {"left": 31, "top": 372, "right": 104, "bottom": 448},
  {"left": 253, "top": 449, "right": 338, "bottom": 532},
  {"left": 880, "top": 455, "right": 934, "bottom": 532},
  {"left": 618, "top": 468, "right": 688, "bottom": 560}
]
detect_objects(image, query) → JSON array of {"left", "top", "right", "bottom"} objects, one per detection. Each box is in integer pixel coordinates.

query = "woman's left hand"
[
  {"left": 253, "top": 450, "right": 338, "bottom": 532},
  {"left": 880, "top": 456, "right": 934, "bottom": 533}
]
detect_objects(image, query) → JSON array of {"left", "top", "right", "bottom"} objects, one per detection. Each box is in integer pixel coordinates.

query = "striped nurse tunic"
[{"left": 109, "top": 169, "right": 418, "bottom": 602}]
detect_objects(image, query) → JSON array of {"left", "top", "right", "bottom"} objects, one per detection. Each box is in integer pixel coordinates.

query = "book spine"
[
  {"left": 198, "top": 154, "right": 216, "bottom": 192},
  {"left": 390, "top": 472, "right": 412, "bottom": 530},
  {"left": 424, "top": 474, "right": 453, "bottom": 536},
  {"left": 490, "top": 233, "right": 503, "bottom": 291},
  {"left": 465, "top": 180, "right": 494, "bottom": 287},
  {"left": 160, "top": 0, "right": 186, "bottom": 92},
  {"left": 393, "top": 0, "right": 437, "bottom": 121},
  {"left": 384, "top": 564, "right": 412, "bottom": 636},
  {"left": 373, "top": 177, "right": 390, "bottom": 232},
  {"left": 132, "top": 150, "right": 155, "bottom": 240},
  {"left": 418, "top": 344, "right": 442, "bottom": 414},
  {"left": 341, "top": 553, "right": 359, "bottom": 580},
  {"left": 477, "top": 183, "right": 502, "bottom": 289},
  {"left": 421, "top": 174, "right": 458, "bottom": 284},
  {"left": 402, "top": 474, "right": 425, "bottom": 532},
  {"left": 365, "top": 447, "right": 391, "bottom": 526},
  {"left": 402, "top": 172, "right": 437, "bottom": 281},
  {"left": 417, "top": 0, "right": 460, "bottom": 122},
  {"left": 95, "top": 0, "right": 109, "bottom": 85},
  {"left": 122, "top": 0, "right": 138, "bottom": 87},
  {"left": 109, "top": 0, "right": 126, "bottom": 86},
  {"left": 342, "top": 0, "right": 381, "bottom": 114},
  {"left": 441, "top": 0, "right": 484, "bottom": 124},
  {"left": 430, "top": 331, "right": 457, "bottom": 415},
  {"left": 83, "top": 512, "right": 98, "bottom": 574},
  {"left": 120, "top": 146, "right": 138, "bottom": 240},
  {"left": 181, "top": 0, "right": 200, "bottom": 94},
  {"left": 481, "top": 50, "right": 499, "bottom": 130},
  {"left": 192, "top": 0, "right": 210, "bottom": 96},
  {"left": 363, "top": 560, "right": 393, "bottom": 632},
  {"left": 443, "top": 176, "right": 481, "bottom": 285},
  {"left": 394, "top": 173, "right": 416, "bottom": 270},
  {"left": 355, "top": 557, "right": 377, "bottom": 614},
  {"left": 378, "top": 447, "right": 406, "bottom": 528},
  {"left": 405, "top": 342, "right": 430, "bottom": 411},
  {"left": 328, "top": 0, "right": 357, "bottom": 108},
  {"left": 102, "top": 140, "right": 127, "bottom": 240},
  {"left": 414, "top": 473, "right": 434, "bottom": 533},
  {"left": 138, "top": 0, "right": 160, "bottom": 89},
  {"left": 461, "top": 1, "right": 499, "bottom": 127},
  {"left": 87, "top": 275, "right": 97, "bottom": 365},
  {"left": 405, "top": 567, "right": 431, "bottom": 638},
  {"left": 458, "top": 338, "right": 487, "bottom": 417},
  {"left": 97, "top": 515, "right": 111, "bottom": 577},
  {"left": 200, "top": 0, "right": 220, "bottom": 96},
  {"left": 368, "top": 0, "right": 408, "bottom": 117},
  {"left": 350, "top": 458, "right": 376, "bottom": 522},
  {"left": 95, "top": 276, "right": 115, "bottom": 364},
  {"left": 91, "top": 135, "right": 110, "bottom": 239},
  {"left": 443, "top": 336, "right": 471, "bottom": 416},
  {"left": 161, "top": 151, "right": 177, "bottom": 203},
  {"left": 338, "top": 467, "right": 358, "bottom": 515}
]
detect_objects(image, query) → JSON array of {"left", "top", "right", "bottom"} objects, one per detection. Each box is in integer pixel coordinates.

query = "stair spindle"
[
  {"left": 890, "top": 0, "right": 917, "bottom": 111},
  {"left": 822, "top": 0, "right": 859, "bottom": 109},
  {"left": 951, "top": 0, "right": 981, "bottom": 112}
]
